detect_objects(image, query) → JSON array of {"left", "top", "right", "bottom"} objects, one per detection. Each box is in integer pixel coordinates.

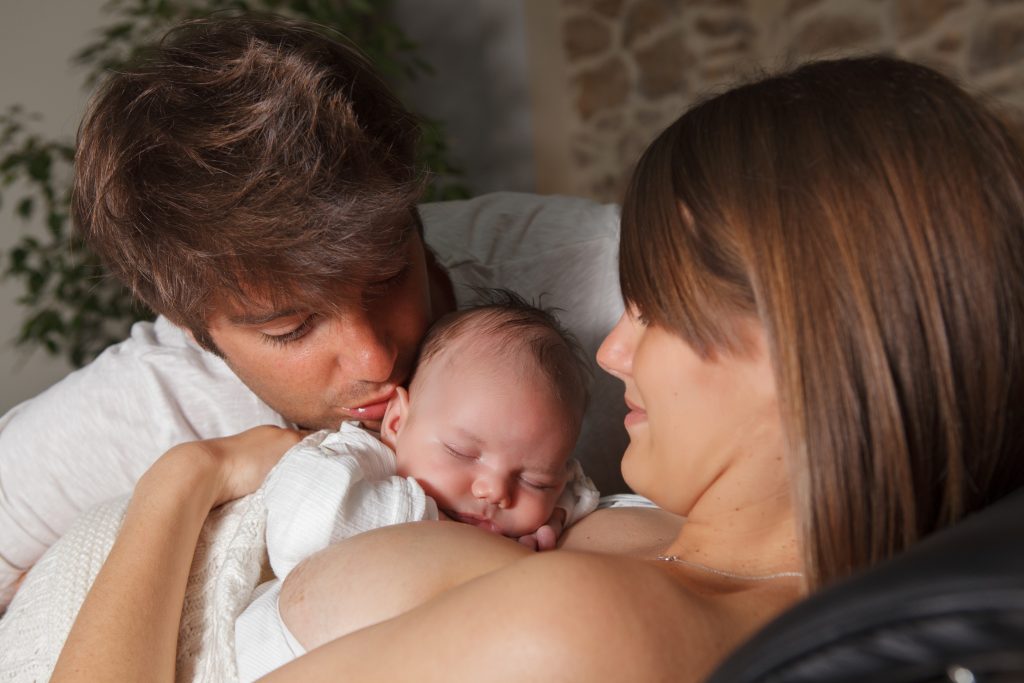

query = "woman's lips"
[{"left": 623, "top": 396, "right": 647, "bottom": 428}]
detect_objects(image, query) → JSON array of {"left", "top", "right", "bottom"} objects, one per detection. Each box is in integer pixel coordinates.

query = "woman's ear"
[{"left": 380, "top": 386, "right": 410, "bottom": 449}]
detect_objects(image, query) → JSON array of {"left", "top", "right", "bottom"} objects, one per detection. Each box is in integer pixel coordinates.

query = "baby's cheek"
[{"left": 514, "top": 495, "right": 558, "bottom": 535}]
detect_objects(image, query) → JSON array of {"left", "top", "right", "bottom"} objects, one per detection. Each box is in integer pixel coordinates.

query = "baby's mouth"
[{"left": 447, "top": 510, "right": 502, "bottom": 535}]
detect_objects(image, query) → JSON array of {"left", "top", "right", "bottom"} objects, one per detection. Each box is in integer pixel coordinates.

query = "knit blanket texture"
[{"left": 0, "top": 489, "right": 267, "bottom": 682}]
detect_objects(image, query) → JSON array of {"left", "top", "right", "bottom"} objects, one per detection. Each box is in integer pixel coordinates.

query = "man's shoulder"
[
  {"left": 0, "top": 316, "right": 272, "bottom": 446},
  {"left": 8, "top": 317, "right": 215, "bottom": 408}
]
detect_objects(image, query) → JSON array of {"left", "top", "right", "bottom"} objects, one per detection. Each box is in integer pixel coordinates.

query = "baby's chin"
[
  {"left": 444, "top": 509, "right": 554, "bottom": 540},
  {"left": 445, "top": 510, "right": 503, "bottom": 535}
]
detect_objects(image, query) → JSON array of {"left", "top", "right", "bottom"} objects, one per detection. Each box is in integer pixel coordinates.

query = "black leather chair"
[{"left": 705, "top": 488, "right": 1024, "bottom": 683}]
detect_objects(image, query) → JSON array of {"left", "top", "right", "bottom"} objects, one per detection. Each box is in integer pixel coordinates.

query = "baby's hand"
[{"left": 516, "top": 508, "right": 567, "bottom": 552}]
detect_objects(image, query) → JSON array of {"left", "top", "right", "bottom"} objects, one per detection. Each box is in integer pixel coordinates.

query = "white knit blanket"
[{"left": 0, "top": 489, "right": 268, "bottom": 682}]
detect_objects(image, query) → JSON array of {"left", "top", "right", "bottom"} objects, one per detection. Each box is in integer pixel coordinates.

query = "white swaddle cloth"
[{"left": 0, "top": 485, "right": 270, "bottom": 682}]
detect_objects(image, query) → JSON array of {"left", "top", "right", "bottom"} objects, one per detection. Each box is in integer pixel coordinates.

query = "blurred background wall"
[
  {"left": 543, "top": 0, "right": 1024, "bottom": 201},
  {"left": 2, "top": 0, "right": 1023, "bottom": 411},
  {"left": 0, "top": 0, "right": 106, "bottom": 413}
]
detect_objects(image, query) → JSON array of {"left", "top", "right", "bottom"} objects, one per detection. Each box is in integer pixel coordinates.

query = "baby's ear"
[{"left": 380, "top": 386, "right": 410, "bottom": 449}]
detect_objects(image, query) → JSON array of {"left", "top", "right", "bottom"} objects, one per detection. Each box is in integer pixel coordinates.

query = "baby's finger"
[
  {"left": 517, "top": 534, "right": 539, "bottom": 552},
  {"left": 535, "top": 525, "right": 558, "bottom": 551}
]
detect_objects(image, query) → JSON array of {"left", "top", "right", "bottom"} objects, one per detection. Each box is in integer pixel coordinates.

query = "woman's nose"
[
  {"left": 596, "top": 309, "right": 641, "bottom": 380},
  {"left": 472, "top": 473, "right": 511, "bottom": 509}
]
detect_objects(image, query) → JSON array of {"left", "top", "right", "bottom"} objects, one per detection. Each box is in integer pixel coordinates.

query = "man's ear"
[{"left": 380, "top": 386, "right": 410, "bottom": 449}]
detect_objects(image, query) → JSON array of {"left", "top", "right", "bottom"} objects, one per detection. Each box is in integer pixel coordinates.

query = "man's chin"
[
  {"left": 358, "top": 418, "right": 382, "bottom": 433},
  {"left": 289, "top": 412, "right": 344, "bottom": 432},
  {"left": 290, "top": 412, "right": 381, "bottom": 433}
]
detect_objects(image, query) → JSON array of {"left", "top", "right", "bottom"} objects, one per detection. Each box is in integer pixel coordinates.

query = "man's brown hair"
[
  {"left": 621, "top": 57, "right": 1024, "bottom": 588},
  {"left": 73, "top": 14, "right": 425, "bottom": 349}
]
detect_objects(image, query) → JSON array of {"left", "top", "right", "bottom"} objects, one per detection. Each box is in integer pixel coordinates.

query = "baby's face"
[{"left": 390, "top": 346, "right": 575, "bottom": 538}]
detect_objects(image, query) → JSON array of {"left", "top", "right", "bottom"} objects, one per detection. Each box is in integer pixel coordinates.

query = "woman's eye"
[{"left": 261, "top": 315, "right": 318, "bottom": 346}]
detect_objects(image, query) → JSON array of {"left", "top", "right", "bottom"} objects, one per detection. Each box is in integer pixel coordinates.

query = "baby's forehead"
[
  {"left": 417, "top": 330, "right": 544, "bottom": 385},
  {"left": 409, "top": 306, "right": 589, "bottom": 434}
]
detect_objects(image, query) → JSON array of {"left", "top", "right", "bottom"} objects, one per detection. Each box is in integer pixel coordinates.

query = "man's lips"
[{"left": 342, "top": 391, "right": 396, "bottom": 422}]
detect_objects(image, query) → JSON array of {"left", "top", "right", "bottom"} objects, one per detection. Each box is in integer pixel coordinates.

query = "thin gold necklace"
[{"left": 655, "top": 555, "right": 804, "bottom": 581}]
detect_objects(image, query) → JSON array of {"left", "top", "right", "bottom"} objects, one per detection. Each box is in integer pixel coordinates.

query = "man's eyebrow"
[{"left": 227, "top": 307, "right": 306, "bottom": 326}]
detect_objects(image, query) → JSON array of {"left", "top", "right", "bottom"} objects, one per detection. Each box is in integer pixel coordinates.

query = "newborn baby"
[{"left": 235, "top": 292, "right": 599, "bottom": 681}]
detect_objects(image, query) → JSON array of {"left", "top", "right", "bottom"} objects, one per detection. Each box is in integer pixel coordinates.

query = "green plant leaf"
[
  {"left": 47, "top": 212, "right": 65, "bottom": 236},
  {"left": 8, "top": 246, "right": 28, "bottom": 273},
  {"left": 16, "top": 197, "right": 34, "bottom": 218},
  {"left": 27, "top": 151, "right": 51, "bottom": 182}
]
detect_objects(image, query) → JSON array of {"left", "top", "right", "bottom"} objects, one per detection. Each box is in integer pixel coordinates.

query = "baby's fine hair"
[{"left": 415, "top": 289, "right": 592, "bottom": 428}]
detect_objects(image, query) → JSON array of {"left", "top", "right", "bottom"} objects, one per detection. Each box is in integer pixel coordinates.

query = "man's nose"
[
  {"left": 472, "top": 472, "right": 511, "bottom": 509},
  {"left": 334, "top": 312, "right": 398, "bottom": 384}
]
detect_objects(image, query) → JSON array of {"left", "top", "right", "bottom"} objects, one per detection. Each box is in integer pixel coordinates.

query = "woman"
[{"left": 53, "top": 56, "right": 1024, "bottom": 682}]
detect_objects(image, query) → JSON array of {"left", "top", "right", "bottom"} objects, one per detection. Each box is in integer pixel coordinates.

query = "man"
[{"left": 0, "top": 15, "right": 627, "bottom": 607}]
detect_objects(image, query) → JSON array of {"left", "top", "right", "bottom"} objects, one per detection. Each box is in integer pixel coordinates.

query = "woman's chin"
[{"left": 619, "top": 444, "right": 646, "bottom": 497}]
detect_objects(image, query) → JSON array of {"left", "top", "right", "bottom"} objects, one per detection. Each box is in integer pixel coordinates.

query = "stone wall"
[{"left": 557, "top": 0, "right": 1024, "bottom": 201}]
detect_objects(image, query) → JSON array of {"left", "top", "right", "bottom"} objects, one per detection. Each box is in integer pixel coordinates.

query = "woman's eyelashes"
[{"left": 260, "top": 314, "right": 320, "bottom": 347}]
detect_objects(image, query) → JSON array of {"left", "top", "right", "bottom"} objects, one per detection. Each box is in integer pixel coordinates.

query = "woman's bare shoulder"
[{"left": 469, "top": 550, "right": 733, "bottom": 681}]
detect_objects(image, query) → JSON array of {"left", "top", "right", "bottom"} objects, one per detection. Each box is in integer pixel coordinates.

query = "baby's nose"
[{"left": 472, "top": 475, "right": 511, "bottom": 509}]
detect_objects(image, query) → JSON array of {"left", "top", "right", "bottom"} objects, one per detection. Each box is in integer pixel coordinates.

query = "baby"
[{"left": 235, "top": 291, "right": 599, "bottom": 681}]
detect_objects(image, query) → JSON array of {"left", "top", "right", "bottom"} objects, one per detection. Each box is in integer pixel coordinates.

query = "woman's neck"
[{"left": 663, "top": 467, "right": 802, "bottom": 579}]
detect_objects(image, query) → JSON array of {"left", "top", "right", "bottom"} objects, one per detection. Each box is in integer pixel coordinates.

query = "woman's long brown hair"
[{"left": 621, "top": 57, "right": 1024, "bottom": 588}]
